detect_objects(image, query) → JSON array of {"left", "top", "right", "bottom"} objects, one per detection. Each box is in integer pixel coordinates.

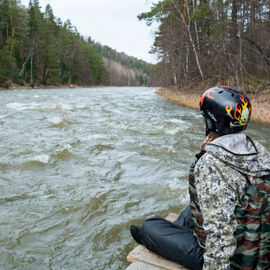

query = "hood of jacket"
[{"left": 205, "top": 132, "right": 270, "bottom": 177}]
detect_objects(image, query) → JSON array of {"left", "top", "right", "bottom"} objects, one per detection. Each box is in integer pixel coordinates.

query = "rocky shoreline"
[{"left": 155, "top": 87, "right": 270, "bottom": 125}]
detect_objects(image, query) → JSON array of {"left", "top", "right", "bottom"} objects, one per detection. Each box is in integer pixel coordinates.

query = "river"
[{"left": 0, "top": 87, "right": 269, "bottom": 270}]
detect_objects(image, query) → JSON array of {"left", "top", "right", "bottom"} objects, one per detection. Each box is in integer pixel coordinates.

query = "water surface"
[{"left": 0, "top": 87, "right": 269, "bottom": 270}]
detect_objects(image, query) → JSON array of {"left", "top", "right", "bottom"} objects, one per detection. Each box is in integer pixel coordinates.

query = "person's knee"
[{"left": 142, "top": 216, "right": 167, "bottom": 235}]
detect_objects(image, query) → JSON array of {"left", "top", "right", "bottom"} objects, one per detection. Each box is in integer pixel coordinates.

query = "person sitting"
[{"left": 130, "top": 86, "right": 270, "bottom": 270}]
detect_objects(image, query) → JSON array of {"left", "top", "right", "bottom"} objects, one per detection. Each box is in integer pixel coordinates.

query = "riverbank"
[
  {"left": 0, "top": 83, "right": 147, "bottom": 90},
  {"left": 156, "top": 87, "right": 270, "bottom": 125},
  {"left": 0, "top": 83, "right": 68, "bottom": 90}
]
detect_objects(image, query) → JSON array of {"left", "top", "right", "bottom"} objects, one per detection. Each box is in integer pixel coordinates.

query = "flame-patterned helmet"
[{"left": 200, "top": 86, "right": 252, "bottom": 136}]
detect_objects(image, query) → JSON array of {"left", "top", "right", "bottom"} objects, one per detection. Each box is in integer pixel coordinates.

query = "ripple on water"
[
  {"left": 165, "top": 118, "right": 186, "bottom": 124},
  {"left": 12, "top": 144, "right": 75, "bottom": 170},
  {"left": 0, "top": 194, "right": 36, "bottom": 204},
  {"left": 165, "top": 127, "right": 184, "bottom": 135},
  {"left": 48, "top": 117, "right": 74, "bottom": 128},
  {"left": 89, "top": 144, "right": 115, "bottom": 156},
  {"left": 6, "top": 102, "right": 40, "bottom": 111},
  {"left": 53, "top": 144, "right": 73, "bottom": 159},
  {"left": 86, "top": 133, "right": 117, "bottom": 141},
  {"left": 6, "top": 102, "right": 75, "bottom": 113},
  {"left": 23, "top": 155, "right": 50, "bottom": 166}
]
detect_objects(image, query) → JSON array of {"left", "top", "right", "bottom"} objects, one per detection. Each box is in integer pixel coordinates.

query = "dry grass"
[
  {"left": 156, "top": 87, "right": 202, "bottom": 110},
  {"left": 250, "top": 95, "right": 270, "bottom": 124},
  {"left": 156, "top": 87, "right": 270, "bottom": 125}
]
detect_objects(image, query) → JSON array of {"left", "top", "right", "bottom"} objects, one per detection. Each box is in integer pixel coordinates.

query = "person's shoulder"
[
  {"left": 195, "top": 151, "right": 218, "bottom": 168},
  {"left": 194, "top": 151, "right": 229, "bottom": 177}
]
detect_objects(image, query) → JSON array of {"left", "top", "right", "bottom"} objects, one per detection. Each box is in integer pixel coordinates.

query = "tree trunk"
[
  {"left": 231, "top": 0, "right": 238, "bottom": 56},
  {"left": 30, "top": 55, "right": 34, "bottom": 87},
  {"left": 249, "top": 0, "right": 256, "bottom": 72},
  {"left": 171, "top": 0, "right": 205, "bottom": 80},
  {"left": 192, "top": 0, "right": 200, "bottom": 52},
  {"left": 182, "top": 0, "right": 187, "bottom": 31},
  {"left": 43, "top": 67, "right": 48, "bottom": 84}
]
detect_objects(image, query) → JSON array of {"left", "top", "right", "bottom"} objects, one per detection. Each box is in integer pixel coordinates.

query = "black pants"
[{"left": 134, "top": 206, "right": 204, "bottom": 270}]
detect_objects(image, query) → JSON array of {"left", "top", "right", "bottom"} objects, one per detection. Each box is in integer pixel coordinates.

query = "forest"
[
  {"left": 1, "top": 0, "right": 269, "bottom": 90},
  {"left": 0, "top": 0, "right": 153, "bottom": 88},
  {"left": 139, "top": 0, "right": 270, "bottom": 92}
]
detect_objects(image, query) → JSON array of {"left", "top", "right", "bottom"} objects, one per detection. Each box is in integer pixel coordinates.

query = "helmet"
[{"left": 200, "top": 86, "right": 252, "bottom": 136}]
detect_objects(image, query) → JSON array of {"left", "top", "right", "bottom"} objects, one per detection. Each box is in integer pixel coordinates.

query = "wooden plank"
[
  {"left": 127, "top": 245, "right": 187, "bottom": 270},
  {"left": 126, "top": 261, "right": 164, "bottom": 270},
  {"left": 164, "top": 212, "right": 178, "bottom": 223},
  {"left": 127, "top": 212, "right": 188, "bottom": 270}
]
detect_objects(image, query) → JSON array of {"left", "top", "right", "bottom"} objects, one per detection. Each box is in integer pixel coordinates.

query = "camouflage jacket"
[{"left": 191, "top": 132, "right": 270, "bottom": 270}]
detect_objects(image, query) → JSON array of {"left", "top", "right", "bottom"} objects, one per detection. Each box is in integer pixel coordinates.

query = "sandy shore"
[{"left": 155, "top": 87, "right": 270, "bottom": 125}]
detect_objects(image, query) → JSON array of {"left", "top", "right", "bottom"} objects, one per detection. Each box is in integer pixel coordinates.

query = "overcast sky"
[{"left": 20, "top": 0, "right": 160, "bottom": 63}]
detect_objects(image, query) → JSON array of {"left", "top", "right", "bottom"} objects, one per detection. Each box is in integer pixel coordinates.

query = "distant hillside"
[
  {"left": 89, "top": 39, "right": 154, "bottom": 86},
  {"left": 0, "top": 1, "right": 157, "bottom": 89}
]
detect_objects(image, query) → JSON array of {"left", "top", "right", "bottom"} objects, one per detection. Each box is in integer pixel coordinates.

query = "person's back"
[{"left": 191, "top": 132, "right": 270, "bottom": 269}]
